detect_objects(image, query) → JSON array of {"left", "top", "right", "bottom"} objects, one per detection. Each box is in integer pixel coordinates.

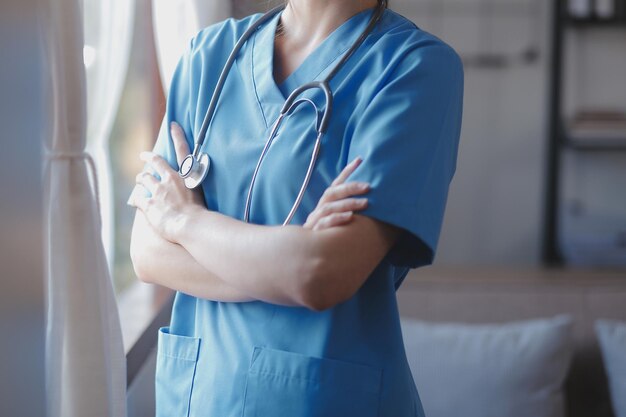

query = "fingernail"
[
  {"left": 357, "top": 198, "right": 368, "bottom": 206},
  {"left": 352, "top": 156, "right": 363, "bottom": 164},
  {"left": 342, "top": 211, "right": 354, "bottom": 218},
  {"left": 358, "top": 182, "right": 370, "bottom": 190}
]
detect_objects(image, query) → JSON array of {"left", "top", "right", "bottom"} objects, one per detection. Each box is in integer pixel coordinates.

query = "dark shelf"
[
  {"left": 564, "top": 16, "right": 626, "bottom": 28},
  {"left": 564, "top": 136, "right": 626, "bottom": 151},
  {"left": 543, "top": 0, "right": 626, "bottom": 265}
]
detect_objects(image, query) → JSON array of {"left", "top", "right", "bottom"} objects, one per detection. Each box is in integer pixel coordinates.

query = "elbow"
[
  {"left": 131, "top": 261, "right": 154, "bottom": 285},
  {"left": 129, "top": 234, "right": 154, "bottom": 284},
  {"left": 301, "top": 295, "right": 345, "bottom": 313},
  {"left": 295, "top": 257, "right": 354, "bottom": 312}
]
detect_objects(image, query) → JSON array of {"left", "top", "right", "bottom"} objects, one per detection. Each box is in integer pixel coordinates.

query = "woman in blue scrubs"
[{"left": 128, "top": 0, "right": 463, "bottom": 416}]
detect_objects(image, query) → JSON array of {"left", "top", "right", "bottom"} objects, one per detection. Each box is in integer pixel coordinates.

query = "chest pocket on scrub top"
[
  {"left": 155, "top": 327, "right": 201, "bottom": 417},
  {"left": 241, "top": 346, "right": 382, "bottom": 417}
]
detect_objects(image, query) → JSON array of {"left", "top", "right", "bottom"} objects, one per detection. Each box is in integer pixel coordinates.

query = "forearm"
[
  {"left": 130, "top": 211, "right": 256, "bottom": 303},
  {"left": 174, "top": 207, "right": 320, "bottom": 307},
  {"left": 174, "top": 208, "right": 393, "bottom": 309},
  {"left": 129, "top": 145, "right": 398, "bottom": 309}
]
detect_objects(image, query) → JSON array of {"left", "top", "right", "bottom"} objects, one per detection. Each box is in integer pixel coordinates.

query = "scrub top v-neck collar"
[{"left": 250, "top": 7, "right": 377, "bottom": 128}]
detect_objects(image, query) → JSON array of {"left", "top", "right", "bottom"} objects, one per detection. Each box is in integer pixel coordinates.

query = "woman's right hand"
[{"left": 303, "top": 157, "right": 370, "bottom": 231}]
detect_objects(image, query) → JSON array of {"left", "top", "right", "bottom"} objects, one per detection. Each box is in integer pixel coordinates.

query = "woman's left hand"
[{"left": 128, "top": 122, "right": 205, "bottom": 243}]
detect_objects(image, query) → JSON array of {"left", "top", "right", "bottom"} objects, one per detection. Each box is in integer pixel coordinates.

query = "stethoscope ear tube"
[
  {"left": 195, "top": 5, "right": 286, "bottom": 157},
  {"left": 183, "top": 2, "right": 386, "bottom": 225},
  {"left": 244, "top": 93, "right": 325, "bottom": 225},
  {"left": 243, "top": 113, "right": 283, "bottom": 223},
  {"left": 243, "top": 117, "right": 323, "bottom": 226},
  {"left": 179, "top": 5, "right": 286, "bottom": 188},
  {"left": 283, "top": 97, "right": 323, "bottom": 133},
  {"left": 282, "top": 131, "right": 323, "bottom": 225},
  {"left": 281, "top": 81, "right": 333, "bottom": 133}
]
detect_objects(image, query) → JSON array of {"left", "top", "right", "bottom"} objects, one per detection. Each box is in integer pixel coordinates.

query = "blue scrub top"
[{"left": 150, "top": 7, "right": 463, "bottom": 417}]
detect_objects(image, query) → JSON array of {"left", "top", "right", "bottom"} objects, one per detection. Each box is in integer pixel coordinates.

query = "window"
[
  {"left": 109, "top": 0, "right": 165, "bottom": 293},
  {"left": 84, "top": 0, "right": 164, "bottom": 294}
]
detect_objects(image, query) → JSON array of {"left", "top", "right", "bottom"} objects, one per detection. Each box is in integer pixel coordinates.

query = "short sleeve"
[
  {"left": 346, "top": 42, "right": 464, "bottom": 269},
  {"left": 129, "top": 37, "right": 196, "bottom": 199}
]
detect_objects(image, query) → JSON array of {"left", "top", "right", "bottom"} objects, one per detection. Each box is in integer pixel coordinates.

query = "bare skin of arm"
[
  {"left": 131, "top": 123, "right": 400, "bottom": 311},
  {"left": 129, "top": 123, "right": 376, "bottom": 305},
  {"left": 130, "top": 1, "right": 395, "bottom": 310},
  {"left": 173, "top": 209, "right": 399, "bottom": 310},
  {"left": 130, "top": 210, "right": 256, "bottom": 302}
]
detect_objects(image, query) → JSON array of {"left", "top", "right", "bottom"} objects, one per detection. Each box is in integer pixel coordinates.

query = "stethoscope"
[{"left": 178, "top": 1, "right": 387, "bottom": 225}]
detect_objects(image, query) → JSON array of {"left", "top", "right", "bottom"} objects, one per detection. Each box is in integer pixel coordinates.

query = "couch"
[{"left": 397, "top": 266, "right": 626, "bottom": 417}]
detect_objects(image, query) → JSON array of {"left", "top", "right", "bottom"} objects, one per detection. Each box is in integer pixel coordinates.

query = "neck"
[{"left": 281, "top": 0, "right": 379, "bottom": 45}]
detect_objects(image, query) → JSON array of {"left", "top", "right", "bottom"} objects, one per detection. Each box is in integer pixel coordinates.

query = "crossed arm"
[
  {"left": 131, "top": 211, "right": 256, "bottom": 303},
  {"left": 129, "top": 123, "right": 401, "bottom": 311}
]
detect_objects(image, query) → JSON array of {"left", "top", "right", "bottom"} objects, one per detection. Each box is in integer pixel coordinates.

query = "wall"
[
  {"left": 234, "top": 0, "right": 554, "bottom": 266},
  {"left": 392, "top": 0, "right": 552, "bottom": 266}
]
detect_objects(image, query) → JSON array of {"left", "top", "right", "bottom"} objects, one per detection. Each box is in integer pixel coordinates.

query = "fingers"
[
  {"left": 128, "top": 190, "right": 149, "bottom": 212},
  {"left": 170, "top": 121, "right": 190, "bottom": 167},
  {"left": 320, "top": 181, "right": 370, "bottom": 205},
  {"left": 319, "top": 198, "right": 368, "bottom": 217},
  {"left": 126, "top": 185, "right": 140, "bottom": 207},
  {"left": 304, "top": 198, "right": 368, "bottom": 229},
  {"left": 313, "top": 212, "right": 354, "bottom": 231},
  {"left": 135, "top": 172, "right": 159, "bottom": 195},
  {"left": 305, "top": 159, "right": 370, "bottom": 230},
  {"left": 140, "top": 151, "right": 173, "bottom": 178},
  {"left": 331, "top": 156, "right": 363, "bottom": 186}
]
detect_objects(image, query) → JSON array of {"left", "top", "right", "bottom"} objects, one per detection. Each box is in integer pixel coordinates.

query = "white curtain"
[
  {"left": 42, "top": 0, "right": 127, "bottom": 416},
  {"left": 84, "top": 0, "right": 135, "bottom": 268},
  {"left": 152, "top": 0, "right": 231, "bottom": 92}
]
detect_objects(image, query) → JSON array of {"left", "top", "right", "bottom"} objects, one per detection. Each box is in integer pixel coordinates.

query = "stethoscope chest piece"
[
  {"left": 181, "top": 2, "right": 386, "bottom": 210},
  {"left": 179, "top": 152, "right": 211, "bottom": 189}
]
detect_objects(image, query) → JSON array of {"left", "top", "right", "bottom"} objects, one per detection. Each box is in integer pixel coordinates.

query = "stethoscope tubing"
[
  {"left": 194, "top": 2, "right": 386, "bottom": 156},
  {"left": 193, "top": 5, "right": 286, "bottom": 159},
  {"left": 243, "top": 98, "right": 324, "bottom": 225},
  {"left": 185, "top": 2, "right": 387, "bottom": 224}
]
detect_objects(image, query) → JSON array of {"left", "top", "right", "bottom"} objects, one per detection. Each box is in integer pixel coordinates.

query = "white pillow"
[
  {"left": 595, "top": 319, "right": 626, "bottom": 417},
  {"left": 401, "top": 316, "right": 574, "bottom": 417}
]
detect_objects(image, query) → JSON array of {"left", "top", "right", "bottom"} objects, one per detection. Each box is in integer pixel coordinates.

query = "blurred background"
[
  {"left": 1, "top": 0, "right": 625, "bottom": 417},
  {"left": 107, "top": 0, "right": 626, "bottom": 293}
]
